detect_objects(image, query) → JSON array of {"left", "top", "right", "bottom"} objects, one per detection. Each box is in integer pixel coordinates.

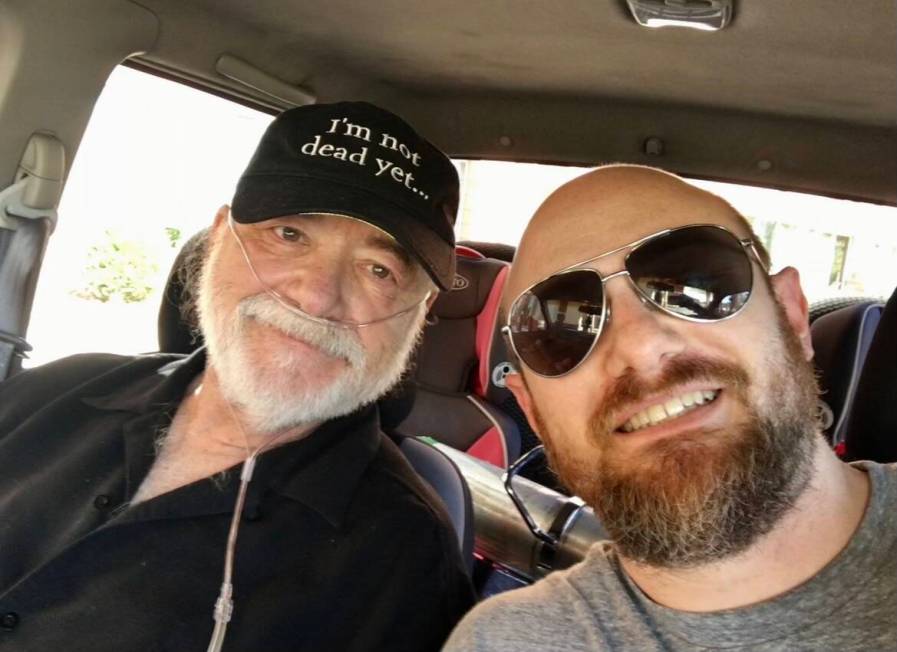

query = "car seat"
[
  {"left": 155, "top": 229, "right": 475, "bottom": 569},
  {"left": 157, "top": 228, "right": 208, "bottom": 354},
  {"left": 398, "top": 436, "right": 474, "bottom": 571},
  {"left": 458, "top": 239, "right": 515, "bottom": 263},
  {"left": 391, "top": 248, "right": 523, "bottom": 467},
  {"left": 810, "top": 299, "right": 884, "bottom": 452},
  {"left": 843, "top": 287, "right": 897, "bottom": 463},
  {"left": 389, "top": 245, "right": 563, "bottom": 490}
]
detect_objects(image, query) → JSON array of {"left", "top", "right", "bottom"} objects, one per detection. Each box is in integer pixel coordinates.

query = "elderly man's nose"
[
  {"left": 281, "top": 263, "right": 345, "bottom": 318},
  {"left": 598, "top": 283, "right": 687, "bottom": 379}
]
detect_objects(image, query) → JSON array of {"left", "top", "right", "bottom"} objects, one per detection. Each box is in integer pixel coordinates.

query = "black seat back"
[
  {"left": 810, "top": 300, "right": 883, "bottom": 449},
  {"left": 157, "top": 228, "right": 208, "bottom": 353},
  {"left": 398, "top": 437, "right": 474, "bottom": 572},
  {"left": 844, "top": 287, "right": 897, "bottom": 462}
]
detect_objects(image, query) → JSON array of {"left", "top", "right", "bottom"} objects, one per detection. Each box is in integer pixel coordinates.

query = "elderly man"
[
  {"left": 445, "top": 165, "right": 895, "bottom": 651},
  {"left": 0, "top": 102, "right": 473, "bottom": 651}
]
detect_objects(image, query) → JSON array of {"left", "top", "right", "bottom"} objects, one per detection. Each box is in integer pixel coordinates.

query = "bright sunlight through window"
[{"left": 26, "top": 66, "right": 897, "bottom": 367}]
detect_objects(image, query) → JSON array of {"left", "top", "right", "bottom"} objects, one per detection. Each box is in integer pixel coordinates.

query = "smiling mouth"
[
  {"left": 256, "top": 321, "right": 321, "bottom": 351},
  {"left": 255, "top": 320, "right": 356, "bottom": 365},
  {"left": 619, "top": 390, "right": 721, "bottom": 433}
]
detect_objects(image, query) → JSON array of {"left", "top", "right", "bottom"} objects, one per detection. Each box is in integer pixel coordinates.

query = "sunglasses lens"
[
  {"left": 509, "top": 270, "right": 604, "bottom": 376},
  {"left": 628, "top": 225, "right": 753, "bottom": 320}
]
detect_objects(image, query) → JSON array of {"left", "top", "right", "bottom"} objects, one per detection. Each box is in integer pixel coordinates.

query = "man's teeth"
[{"left": 621, "top": 390, "right": 719, "bottom": 433}]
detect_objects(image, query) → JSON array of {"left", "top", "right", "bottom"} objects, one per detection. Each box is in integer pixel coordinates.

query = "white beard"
[{"left": 197, "top": 271, "right": 425, "bottom": 435}]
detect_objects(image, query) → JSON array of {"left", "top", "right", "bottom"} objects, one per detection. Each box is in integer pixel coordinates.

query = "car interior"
[{"left": 1, "top": 0, "right": 895, "bottom": 598}]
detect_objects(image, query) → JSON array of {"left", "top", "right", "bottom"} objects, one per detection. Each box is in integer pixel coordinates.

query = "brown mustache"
[{"left": 590, "top": 355, "right": 751, "bottom": 436}]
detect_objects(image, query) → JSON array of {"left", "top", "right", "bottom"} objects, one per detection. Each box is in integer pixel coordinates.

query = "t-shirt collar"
[{"left": 618, "top": 462, "right": 892, "bottom": 648}]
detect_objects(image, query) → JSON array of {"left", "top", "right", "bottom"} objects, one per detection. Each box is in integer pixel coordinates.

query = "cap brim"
[{"left": 232, "top": 174, "right": 456, "bottom": 290}]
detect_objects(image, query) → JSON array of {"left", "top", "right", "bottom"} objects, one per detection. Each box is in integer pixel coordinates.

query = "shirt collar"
[
  {"left": 81, "top": 348, "right": 207, "bottom": 414},
  {"left": 257, "top": 404, "right": 383, "bottom": 529},
  {"left": 82, "top": 347, "right": 383, "bottom": 530}
]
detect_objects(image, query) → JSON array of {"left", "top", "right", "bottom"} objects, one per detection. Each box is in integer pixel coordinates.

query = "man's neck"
[
  {"left": 619, "top": 440, "right": 871, "bottom": 613},
  {"left": 176, "top": 368, "right": 319, "bottom": 456},
  {"left": 131, "top": 367, "right": 318, "bottom": 504}
]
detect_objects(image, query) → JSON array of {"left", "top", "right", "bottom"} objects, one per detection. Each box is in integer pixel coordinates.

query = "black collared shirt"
[{"left": 0, "top": 350, "right": 474, "bottom": 651}]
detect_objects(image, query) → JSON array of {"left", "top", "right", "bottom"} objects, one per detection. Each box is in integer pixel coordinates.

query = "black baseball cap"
[{"left": 231, "top": 101, "right": 459, "bottom": 290}]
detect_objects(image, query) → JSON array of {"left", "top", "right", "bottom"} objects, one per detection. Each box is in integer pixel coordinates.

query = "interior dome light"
[{"left": 625, "top": 0, "right": 734, "bottom": 31}]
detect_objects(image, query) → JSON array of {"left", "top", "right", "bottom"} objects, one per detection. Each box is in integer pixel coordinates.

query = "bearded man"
[
  {"left": 0, "top": 102, "right": 474, "bottom": 651},
  {"left": 444, "top": 165, "right": 895, "bottom": 651}
]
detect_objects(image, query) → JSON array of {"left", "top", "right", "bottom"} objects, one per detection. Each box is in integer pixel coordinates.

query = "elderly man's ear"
[
  {"left": 769, "top": 266, "right": 814, "bottom": 360},
  {"left": 505, "top": 371, "right": 542, "bottom": 439},
  {"left": 212, "top": 205, "right": 230, "bottom": 229}
]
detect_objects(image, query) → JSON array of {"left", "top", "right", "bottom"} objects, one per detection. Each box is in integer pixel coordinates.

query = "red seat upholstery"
[{"left": 393, "top": 251, "right": 522, "bottom": 467}]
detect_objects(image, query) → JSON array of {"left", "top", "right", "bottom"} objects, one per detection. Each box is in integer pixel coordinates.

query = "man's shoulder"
[
  {"left": 351, "top": 434, "right": 476, "bottom": 574},
  {"left": 472, "top": 564, "right": 588, "bottom": 614},
  {"left": 352, "top": 434, "right": 472, "bottom": 568},
  {"left": 852, "top": 459, "right": 897, "bottom": 496},
  {"left": 443, "top": 572, "right": 589, "bottom": 651},
  {"left": 444, "top": 544, "right": 628, "bottom": 651},
  {"left": 5, "top": 352, "right": 137, "bottom": 384},
  {"left": 0, "top": 352, "right": 182, "bottom": 421},
  {"left": 335, "top": 432, "right": 477, "bottom": 635},
  {"left": 851, "top": 459, "right": 897, "bottom": 547},
  {"left": 852, "top": 459, "right": 897, "bottom": 472},
  {"left": 363, "top": 435, "right": 457, "bottom": 526}
]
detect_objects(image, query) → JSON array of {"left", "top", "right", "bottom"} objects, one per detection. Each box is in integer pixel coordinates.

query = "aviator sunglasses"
[{"left": 503, "top": 224, "right": 768, "bottom": 378}]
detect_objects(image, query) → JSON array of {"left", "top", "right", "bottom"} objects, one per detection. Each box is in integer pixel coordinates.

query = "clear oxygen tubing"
[
  {"left": 206, "top": 215, "right": 435, "bottom": 651},
  {"left": 227, "top": 214, "right": 432, "bottom": 330},
  {"left": 205, "top": 401, "right": 296, "bottom": 652}
]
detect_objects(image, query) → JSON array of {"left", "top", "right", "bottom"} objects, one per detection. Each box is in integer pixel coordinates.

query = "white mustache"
[{"left": 238, "top": 294, "right": 365, "bottom": 367}]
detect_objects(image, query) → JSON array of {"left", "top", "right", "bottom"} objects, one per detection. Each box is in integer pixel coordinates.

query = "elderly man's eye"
[
  {"left": 370, "top": 263, "right": 395, "bottom": 281},
  {"left": 274, "top": 226, "right": 302, "bottom": 242}
]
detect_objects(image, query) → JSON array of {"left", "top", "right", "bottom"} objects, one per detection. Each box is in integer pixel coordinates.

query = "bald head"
[{"left": 505, "top": 165, "right": 764, "bottom": 309}]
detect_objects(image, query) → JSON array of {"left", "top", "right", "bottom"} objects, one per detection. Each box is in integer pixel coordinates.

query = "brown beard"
[{"left": 531, "top": 305, "right": 820, "bottom": 568}]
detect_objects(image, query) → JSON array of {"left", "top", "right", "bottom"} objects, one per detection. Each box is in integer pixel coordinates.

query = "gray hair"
[{"left": 175, "top": 227, "right": 211, "bottom": 341}]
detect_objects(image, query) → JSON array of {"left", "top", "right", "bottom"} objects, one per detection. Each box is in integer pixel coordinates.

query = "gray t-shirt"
[{"left": 444, "top": 461, "right": 896, "bottom": 651}]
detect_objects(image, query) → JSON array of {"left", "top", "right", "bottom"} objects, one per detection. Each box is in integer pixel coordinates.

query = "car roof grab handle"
[{"left": 0, "top": 132, "right": 65, "bottom": 233}]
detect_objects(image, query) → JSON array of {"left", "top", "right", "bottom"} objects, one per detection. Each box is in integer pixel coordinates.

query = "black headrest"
[
  {"left": 415, "top": 256, "right": 508, "bottom": 393},
  {"left": 844, "top": 286, "right": 897, "bottom": 462},
  {"left": 809, "top": 296, "right": 877, "bottom": 324},
  {"left": 458, "top": 240, "right": 515, "bottom": 263},
  {"left": 157, "top": 228, "right": 208, "bottom": 353},
  {"left": 430, "top": 256, "right": 506, "bottom": 320},
  {"left": 810, "top": 300, "right": 883, "bottom": 446}
]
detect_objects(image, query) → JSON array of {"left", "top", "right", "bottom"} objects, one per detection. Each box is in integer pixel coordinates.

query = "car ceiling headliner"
[
  {"left": 127, "top": 0, "right": 895, "bottom": 204},
  {"left": 146, "top": 0, "right": 895, "bottom": 126},
  {"left": 8, "top": 0, "right": 895, "bottom": 204}
]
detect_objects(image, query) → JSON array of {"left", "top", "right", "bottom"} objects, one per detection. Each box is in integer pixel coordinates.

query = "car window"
[
  {"left": 26, "top": 66, "right": 274, "bottom": 367},
  {"left": 26, "top": 68, "right": 897, "bottom": 368},
  {"left": 455, "top": 160, "right": 897, "bottom": 302}
]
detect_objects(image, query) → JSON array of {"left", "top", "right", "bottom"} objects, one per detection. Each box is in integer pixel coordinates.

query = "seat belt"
[{"left": 0, "top": 132, "right": 65, "bottom": 380}]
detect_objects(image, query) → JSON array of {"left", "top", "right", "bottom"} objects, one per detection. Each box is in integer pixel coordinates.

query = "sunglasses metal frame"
[{"left": 503, "top": 223, "right": 767, "bottom": 378}]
